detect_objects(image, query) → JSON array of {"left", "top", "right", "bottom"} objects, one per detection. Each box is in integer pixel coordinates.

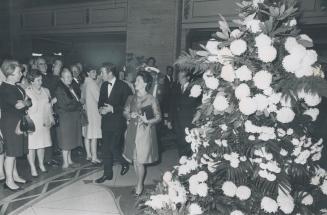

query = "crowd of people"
[{"left": 0, "top": 56, "right": 201, "bottom": 196}]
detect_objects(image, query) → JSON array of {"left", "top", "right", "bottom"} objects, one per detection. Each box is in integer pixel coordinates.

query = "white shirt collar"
[{"left": 108, "top": 77, "right": 116, "bottom": 86}]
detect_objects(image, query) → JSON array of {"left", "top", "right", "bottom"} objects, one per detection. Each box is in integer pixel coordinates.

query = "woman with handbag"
[
  {"left": 0, "top": 59, "right": 30, "bottom": 191},
  {"left": 123, "top": 71, "right": 161, "bottom": 197},
  {"left": 54, "top": 68, "right": 82, "bottom": 169},
  {"left": 25, "top": 69, "right": 55, "bottom": 177}
]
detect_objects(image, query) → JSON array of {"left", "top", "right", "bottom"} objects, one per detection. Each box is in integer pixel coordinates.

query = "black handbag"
[
  {"left": 52, "top": 113, "right": 59, "bottom": 126},
  {"left": 20, "top": 114, "right": 35, "bottom": 133}
]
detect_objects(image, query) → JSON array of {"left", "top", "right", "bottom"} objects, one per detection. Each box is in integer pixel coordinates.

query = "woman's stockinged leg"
[
  {"left": 27, "top": 149, "right": 38, "bottom": 176},
  {"left": 135, "top": 160, "right": 145, "bottom": 195},
  {"left": 37, "top": 148, "right": 46, "bottom": 172},
  {"left": 13, "top": 159, "right": 26, "bottom": 183},
  {"left": 0, "top": 153, "right": 5, "bottom": 179},
  {"left": 68, "top": 150, "right": 73, "bottom": 165},
  {"left": 91, "top": 139, "right": 100, "bottom": 162},
  {"left": 4, "top": 156, "right": 19, "bottom": 189},
  {"left": 84, "top": 138, "right": 91, "bottom": 160},
  {"left": 62, "top": 150, "right": 69, "bottom": 168}
]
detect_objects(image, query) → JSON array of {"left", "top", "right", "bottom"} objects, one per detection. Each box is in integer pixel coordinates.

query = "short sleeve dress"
[{"left": 26, "top": 87, "right": 53, "bottom": 149}]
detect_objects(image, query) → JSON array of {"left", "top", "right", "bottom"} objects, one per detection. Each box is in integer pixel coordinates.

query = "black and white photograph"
[{"left": 1, "top": 0, "right": 327, "bottom": 214}]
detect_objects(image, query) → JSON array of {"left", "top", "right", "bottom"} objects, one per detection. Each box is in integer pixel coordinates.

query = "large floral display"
[{"left": 140, "top": 0, "right": 327, "bottom": 214}]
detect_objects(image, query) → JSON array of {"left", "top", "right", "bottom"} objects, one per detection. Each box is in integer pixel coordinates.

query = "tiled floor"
[{"left": 5, "top": 149, "right": 179, "bottom": 215}]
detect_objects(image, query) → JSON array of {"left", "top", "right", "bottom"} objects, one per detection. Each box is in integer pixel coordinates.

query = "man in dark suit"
[
  {"left": 171, "top": 70, "right": 201, "bottom": 157},
  {"left": 95, "top": 63, "right": 132, "bottom": 183}
]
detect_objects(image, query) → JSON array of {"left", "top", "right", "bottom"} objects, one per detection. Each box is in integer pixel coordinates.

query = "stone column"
[{"left": 126, "top": 0, "right": 181, "bottom": 74}]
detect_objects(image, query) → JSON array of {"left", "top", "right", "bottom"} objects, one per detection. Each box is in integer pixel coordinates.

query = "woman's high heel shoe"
[
  {"left": 3, "top": 183, "right": 23, "bottom": 191},
  {"left": 135, "top": 187, "right": 144, "bottom": 197}
]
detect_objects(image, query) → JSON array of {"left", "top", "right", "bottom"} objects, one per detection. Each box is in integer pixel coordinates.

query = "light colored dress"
[
  {"left": 81, "top": 77, "right": 102, "bottom": 139},
  {"left": 123, "top": 94, "right": 161, "bottom": 164},
  {"left": 26, "top": 87, "right": 52, "bottom": 150}
]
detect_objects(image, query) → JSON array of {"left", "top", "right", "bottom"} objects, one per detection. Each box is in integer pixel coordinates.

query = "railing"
[{"left": 19, "top": 0, "right": 127, "bottom": 34}]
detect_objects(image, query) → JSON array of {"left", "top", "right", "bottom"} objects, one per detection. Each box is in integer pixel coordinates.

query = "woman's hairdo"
[
  {"left": 26, "top": 69, "right": 42, "bottom": 83},
  {"left": 1, "top": 59, "right": 20, "bottom": 77},
  {"left": 60, "top": 67, "right": 72, "bottom": 77},
  {"left": 136, "top": 70, "right": 153, "bottom": 92}
]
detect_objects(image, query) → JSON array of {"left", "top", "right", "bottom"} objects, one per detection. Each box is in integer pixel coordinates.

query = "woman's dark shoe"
[
  {"left": 120, "top": 164, "right": 129, "bottom": 176},
  {"left": 14, "top": 180, "right": 28, "bottom": 184},
  {"left": 3, "top": 183, "right": 23, "bottom": 191},
  {"left": 0, "top": 177, "right": 5, "bottom": 183}
]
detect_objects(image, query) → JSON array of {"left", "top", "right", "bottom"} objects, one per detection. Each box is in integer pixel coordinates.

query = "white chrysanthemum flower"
[
  {"left": 246, "top": 19, "right": 262, "bottom": 33},
  {"left": 235, "top": 83, "right": 251, "bottom": 100},
  {"left": 219, "top": 124, "right": 228, "bottom": 131},
  {"left": 277, "top": 189, "right": 295, "bottom": 214},
  {"left": 239, "top": 97, "right": 257, "bottom": 115},
  {"left": 280, "top": 149, "right": 288, "bottom": 156},
  {"left": 231, "top": 210, "right": 244, "bottom": 215},
  {"left": 230, "top": 39, "right": 247, "bottom": 56},
  {"left": 236, "top": 186, "right": 251, "bottom": 200},
  {"left": 302, "top": 50, "right": 318, "bottom": 66},
  {"left": 287, "top": 128, "right": 294, "bottom": 135},
  {"left": 189, "top": 203, "right": 203, "bottom": 215},
  {"left": 301, "top": 193, "right": 313, "bottom": 205},
  {"left": 163, "top": 171, "right": 173, "bottom": 184},
  {"left": 289, "top": 19, "right": 297, "bottom": 26},
  {"left": 261, "top": 196, "right": 278, "bottom": 213},
  {"left": 258, "top": 46, "right": 277, "bottom": 63},
  {"left": 230, "top": 29, "right": 243, "bottom": 39},
  {"left": 264, "top": 87, "right": 273, "bottom": 96},
  {"left": 282, "top": 54, "right": 301, "bottom": 73},
  {"left": 205, "top": 77, "right": 219, "bottom": 90},
  {"left": 190, "top": 85, "right": 202, "bottom": 98},
  {"left": 145, "top": 194, "right": 170, "bottom": 210},
  {"left": 276, "top": 107, "right": 295, "bottom": 123},
  {"left": 296, "top": 65, "right": 314, "bottom": 78},
  {"left": 252, "top": 0, "right": 264, "bottom": 8},
  {"left": 235, "top": 65, "right": 252, "bottom": 81},
  {"left": 213, "top": 94, "right": 229, "bottom": 111},
  {"left": 285, "top": 37, "right": 299, "bottom": 53},
  {"left": 311, "top": 176, "right": 320, "bottom": 185},
  {"left": 197, "top": 171, "right": 208, "bottom": 182},
  {"left": 217, "top": 47, "right": 233, "bottom": 65},
  {"left": 253, "top": 93, "right": 269, "bottom": 111},
  {"left": 222, "top": 181, "right": 237, "bottom": 197},
  {"left": 221, "top": 64, "right": 235, "bottom": 82},
  {"left": 255, "top": 33, "right": 272, "bottom": 47},
  {"left": 304, "top": 108, "right": 319, "bottom": 121},
  {"left": 303, "top": 92, "right": 321, "bottom": 107},
  {"left": 206, "top": 39, "right": 220, "bottom": 55},
  {"left": 320, "top": 180, "right": 327, "bottom": 195},
  {"left": 253, "top": 70, "right": 272, "bottom": 90}
]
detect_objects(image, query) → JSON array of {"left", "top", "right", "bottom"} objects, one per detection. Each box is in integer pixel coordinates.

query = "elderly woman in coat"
[{"left": 54, "top": 68, "right": 82, "bottom": 169}]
